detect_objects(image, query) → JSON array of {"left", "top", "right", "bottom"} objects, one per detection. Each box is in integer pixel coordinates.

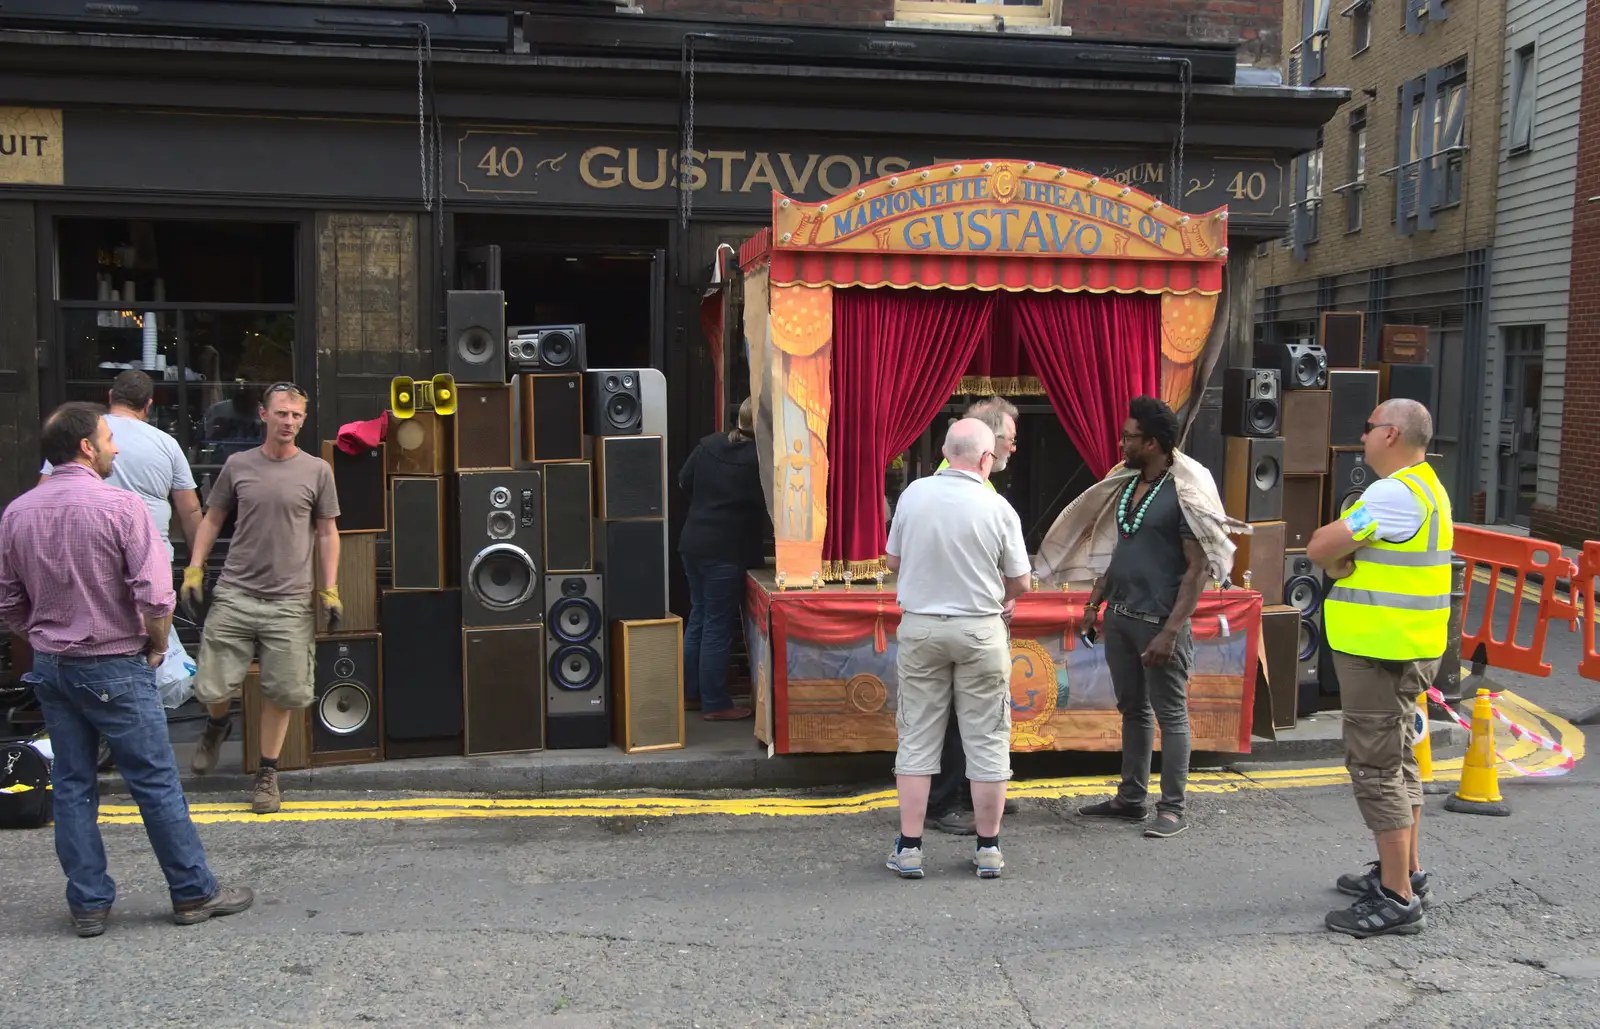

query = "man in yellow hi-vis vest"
[{"left": 1308, "top": 398, "right": 1452, "bottom": 939}]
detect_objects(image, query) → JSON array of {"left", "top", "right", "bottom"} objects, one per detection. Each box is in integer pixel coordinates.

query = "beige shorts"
[
  {"left": 1334, "top": 651, "right": 1439, "bottom": 833},
  {"left": 893, "top": 612, "right": 1012, "bottom": 783},
  {"left": 194, "top": 583, "right": 316, "bottom": 711}
]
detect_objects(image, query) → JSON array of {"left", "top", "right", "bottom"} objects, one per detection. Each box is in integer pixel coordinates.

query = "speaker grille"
[
  {"left": 599, "top": 436, "right": 665, "bottom": 520},
  {"left": 614, "top": 617, "right": 683, "bottom": 753},
  {"left": 544, "top": 462, "right": 594, "bottom": 572}
]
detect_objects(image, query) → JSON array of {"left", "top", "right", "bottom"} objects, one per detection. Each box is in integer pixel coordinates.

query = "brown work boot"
[
  {"left": 191, "top": 717, "right": 231, "bottom": 775},
  {"left": 251, "top": 766, "right": 281, "bottom": 814},
  {"left": 173, "top": 886, "right": 255, "bottom": 926}
]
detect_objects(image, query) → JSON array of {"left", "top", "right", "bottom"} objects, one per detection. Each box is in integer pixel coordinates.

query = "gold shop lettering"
[
  {"left": 0, "top": 107, "right": 64, "bottom": 186},
  {"left": 578, "top": 146, "right": 912, "bottom": 195}
]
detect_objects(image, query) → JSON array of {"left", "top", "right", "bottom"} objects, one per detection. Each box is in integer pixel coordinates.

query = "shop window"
[
  {"left": 54, "top": 217, "right": 299, "bottom": 506},
  {"left": 1509, "top": 43, "right": 1537, "bottom": 156}
]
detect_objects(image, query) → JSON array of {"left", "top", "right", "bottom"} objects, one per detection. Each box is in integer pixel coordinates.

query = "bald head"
[
  {"left": 943, "top": 417, "right": 996, "bottom": 473},
  {"left": 1378, "top": 399, "right": 1433, "bottom": 450}
]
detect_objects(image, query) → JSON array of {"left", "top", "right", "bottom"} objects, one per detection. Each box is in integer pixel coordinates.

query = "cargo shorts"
[
  {"left": 1333, "top": 651, "right": 1440, "bottom": 833},
  {"left": 893, "top": 612, "right": 1012, "bottom": 783},
  {"left": 193, "top": 583, "right": 317, "bottom": 711}
]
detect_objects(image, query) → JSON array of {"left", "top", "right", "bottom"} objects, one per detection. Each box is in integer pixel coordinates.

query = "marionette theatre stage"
[{"left": 738, "top": 161, "right": 1262, "bottom": 757}]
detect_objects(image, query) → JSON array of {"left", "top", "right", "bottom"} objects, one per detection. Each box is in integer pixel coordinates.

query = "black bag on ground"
[{"left": 0, "top": 739, "right": 53, "bottom": 829}]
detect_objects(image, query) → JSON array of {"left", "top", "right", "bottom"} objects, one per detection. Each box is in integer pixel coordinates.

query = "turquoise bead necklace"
[{"left": 1116, "top": 470, "right": 1169, "bottom": 539}]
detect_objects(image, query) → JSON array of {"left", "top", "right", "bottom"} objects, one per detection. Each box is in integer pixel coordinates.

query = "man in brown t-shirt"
[{"left": 182, "top": 383, "right": 342, "bottom": 813}]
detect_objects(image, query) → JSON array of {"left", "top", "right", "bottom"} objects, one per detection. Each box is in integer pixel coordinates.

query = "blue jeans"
[
  {"left": 682, "top": 556, "right": 746, "bottom": 713},
  {"left": 31, "top": 652, "right": 217, "bottom": 912}
]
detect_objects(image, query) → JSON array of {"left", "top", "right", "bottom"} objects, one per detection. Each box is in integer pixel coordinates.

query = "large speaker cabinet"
[
  {"left": 596, "top": 435, "right": 666, "bottom": 520},
  {"left": 445, "top": 289, "right": 506, "bottom": 383},
  {"left": 459, "top": 469, "right": 544, "bottom": 628},
  {"left": 241, "top": 664, "right": 310, "bottom": 773},
  {"left": 387, "top": 411, "right": 449, "bottom": 476},
  {"left": 1223, "top": 436, "right": 1284, "bottom": 522},
  {"left": 1378, "top": 362, "right": 1436, "bottom": 410},
  {"left": 1221, "top": 367, "right": 1281, "bottom": 437},
  {"left": 519, "top": 372, "right": 584, "bottom": 463},
  {"left": 455, "top": 384, "right": 516, "bottom": 471},
  {"left": 320, "top": 440, "right": 387, "bottom": 533},
  {"left": 1328, "top": 370, "right": 1380, "bottom": 446},
  {"left": 597, "top": 519, "right": 668, "bottom": 622},
  {"left": 1231, "top": 520, "right": 1285, "bottom": 605},
  {"left": 1183, "top": 383, "right": 1226, "bottom": 491},
  {"left": 546, "top": 573, "right": 609, "bottom": 749},
  {"left": 390, "top": 476, "right": 447, "bottom": 591},
  {"left": 1280, "top": 390, "right": 1331, "bottom": 474},
  {"left": 309, "top": 633, "right": 383, "bottom": 766},
  {"left": 612, "top": 616, "right": 685, "bottom": 754},
  {"left": 380, "top": 589, "right": 463, "bottom": 758},
  {"left": 463, "top": 625, "right": 544, "bottom": 755},
  {"left": 1329, "top": 448, "right": 1373, "bottom": 519},
  {"left": 1253, "top": 341, "right": 1328, "bottom": 390},
  {"left": 314, "top": 531, "right": 378, "bottom": 634},
  {"left": 544, "top": 461, "right": 594, "bottom": 573},
  {"left": 1261, "top": 605, "right": 1300, "bottom": 730},
  {"left": 1320, "top": 311, "right": 1365, "bottom": 368},
  {"left": 1282, "top": 474, "right": 1324, "bottom": 550}
]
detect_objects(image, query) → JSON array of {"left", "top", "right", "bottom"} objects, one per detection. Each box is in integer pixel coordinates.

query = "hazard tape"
[{"left": 1425, "top": 687, "right": 1577, "bottom": 778}]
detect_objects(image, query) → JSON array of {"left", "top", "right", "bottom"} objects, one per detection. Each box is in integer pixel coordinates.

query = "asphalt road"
[{"left": 0, "top": 590, "right": 1596, "bottom": 1029}]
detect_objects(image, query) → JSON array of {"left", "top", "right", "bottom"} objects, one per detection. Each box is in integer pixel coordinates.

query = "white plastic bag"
[{"left": 155, "top": 627, "right": 197, "bottom": 709}]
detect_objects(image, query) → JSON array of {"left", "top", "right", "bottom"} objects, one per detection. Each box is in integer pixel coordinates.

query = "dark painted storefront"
[{"left": 0, "top": 7, "right": 1344, "bottom": 619}]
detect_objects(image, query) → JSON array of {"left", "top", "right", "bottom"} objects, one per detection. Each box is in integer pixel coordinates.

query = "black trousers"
[{"left": 927, "top": 715, "right": 971, "bottom": 815}]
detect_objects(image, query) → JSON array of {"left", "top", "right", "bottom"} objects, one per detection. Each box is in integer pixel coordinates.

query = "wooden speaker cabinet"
[
  {"left": 1280, "top": 390, "right": 1331, "bottom": 474},
  {"left": 1319, "top": 311, "right": 1365, "bottom": 369},
  {"left": 1230, "top": 520, "right": 1285, "bottom": 604},
  {"left": 612, "top": 616, "right": 685, "bottom": 754},
  {"left": 455, "top": 384, "right": 516, "bottom": 471},
  {"left": 387, "top": 411, "right": 449, "bottom": 476},
  {"left": 1380, "top": 324, "right": 1430, "bottom": 364},
  {"left": 1282, "top": 474, "right": 1324, "bottom": 550},
  {"left": 1223, "top": 436, "right": 1284, "bottom": 522},
  {"left": 1261, "top": 605, "right": 1301, "bottom": 731},
  {"left": 241, "top": 663, "right": 310, "bottom": 774},
  {"left": 308, "top": 633, "right": 383, "bottom": 767},
  {"left": 463, "top": 625, "right": 544, "bottom": 755},
  {"left": 320, "top": 440, "right": 387, "bottom": 533},
  {"left": 314, "top": 531, "right": 378, "bottom": 635}
]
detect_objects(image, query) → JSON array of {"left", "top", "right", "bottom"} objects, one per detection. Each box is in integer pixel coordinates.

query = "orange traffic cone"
[
  {"left": 1444, "top": 689, "right": 1511, "bottom": 816},
  {"left": 1414, "top": 692, "right": 1450, "bottom": 796}
]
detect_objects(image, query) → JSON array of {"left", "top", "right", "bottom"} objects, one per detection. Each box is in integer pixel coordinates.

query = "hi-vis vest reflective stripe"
[
  {"left": 935, "top": 458, "right": 996, "bottom": 493},
  {"left": 1323, "top": 460, "right": 1454, "bottom": 661}
]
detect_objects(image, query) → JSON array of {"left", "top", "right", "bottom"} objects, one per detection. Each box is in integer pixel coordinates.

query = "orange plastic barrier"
[
  {"left": 1455, "top": 526, "right": 1575, "bottom": 678},
  {"left": 1573, "top": 541, "right": 1600, "bottom": 682}
]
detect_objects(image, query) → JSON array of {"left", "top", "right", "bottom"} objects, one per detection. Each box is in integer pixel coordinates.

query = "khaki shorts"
[
  {"left": 893, "top": 612, "right": 1012, "bottom": 783},
  {"left": 1334, "top": 651, "right": 1439, "bottom": 833},
  {"left": 194, "top": 583, "right": 316, "bottom": 711}
]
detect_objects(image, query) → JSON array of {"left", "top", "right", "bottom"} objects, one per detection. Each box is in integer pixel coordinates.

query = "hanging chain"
[
  {"left": 680, "top": 40, "right": 698, "bottom": 228},
  {"left": 1172, "top": 59, "right": 1191, "bottom": 207},
  {"left": 416, "top": 26, "right": 435, "bottom": 214}
]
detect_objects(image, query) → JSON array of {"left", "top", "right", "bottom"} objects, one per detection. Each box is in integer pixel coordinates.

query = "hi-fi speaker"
[
  {"left": 582, "top": 369, "right": 644, "bottom": 436},
  {"left": 387, "top": 411, "right": 449, "bottom": 476},
  {"left": 389, "top": 476, "right": 447, "bottom": 591},
  {"left": 507, "top": 323, "right": 586, "bottom": 374},
  {"left": 1328, "top": 370, "right": 1380, "bottom": 446},
  {"left": 1320, "top": 311, "right": 1365, "bottom": 369},
  {"left": 612, "top": 616, "right": 685, "bottom": 754},
  {"left": 1381, "top": 324, "right": 1430, "bottom": 364},
  {"left": 544, "top": 461, "right": 594, "bottom": 573},
  {"left": 446, "top": 289, "right": 507, "bottom": 383},
  {"left": 455, "top": 384, "right": 516, "bottom": 471},
  {"left": 309, "top": 633, "right": 382, "bottom": 766},
  {"left": 459, "top": 469, "right": 544, "bottom": 628},
  {"left": 519, "top": 373, "right": 584, "bottom": 463},
  {"left": 1183, "top": 383, "right": 1227, "bottom": 491},
  {"left": 315, "top": 531, "right": 377, "bottom": 634},
  {"left": 1281, "top": 390, "right": 1332, "bottom": 474},
  {"left": 1254, "top": 341, "right": 1328, "bottom": 390},
  {"left": 596, "top": 435, "right": 666, "bottom": 520},
  {"left": 1230, "top": 520, "right": 1285, "bottom": 604},
  {"left": 464, "top": 625, "right": 544, "bottom": 755},
  {"left": 1330, "top": 448, "right": 1372, "bottom": 519},
  {"left": 1378, "top": 362, "right": 1436, "bottom": 410},
  {"left": 546, "top": 574, "right": 609, "bottom": 750},
  {"left": 1222, "top": 367, "right": 1281, "bottom": 437},
  {"left": 320, "top": 441, "right": 386, "bottom": 533},
  {"left": 380, "top": 590, "right": 463, "bottom": 758},
  {"left": 1224, "top": 436, "right": 1284, "bottom": 522},
  {"left": 1261, "top": 605, "right": 1301, "bottom": 730},
  {"left": 1283, "top": 550, "right": 1323, "bottom": 616},
  {"left": 1282, "top": 474, "right": 1324, "bottom": 549},
  {"left": 596, "top": 519, "right": 667, "bottom": 622}
]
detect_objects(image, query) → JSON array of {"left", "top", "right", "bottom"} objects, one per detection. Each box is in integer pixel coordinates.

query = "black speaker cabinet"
[
  {"left": 1254, "top": 341, "right": 1328, "bottom": 390},
  {"left": 507, "top": 323, "right": 587, "bottom": 374},
  {"left": 544, "top": 461, "right": 594, "bottom": 573},
  {"left": 390, "top": 476, "right": 447, "bottom": 591},
  {"left": 1319, "top": 311, "right": 1365, "bottom": 369},
  {"left": 1378, "top": 361, "right": 1436, "bottom": 411},
  {"left": 1328, "top": 370, "right": 1380, "bottom": 446},
  {"left": 1330, "top": 447, "right": 1373, "bottom": 519},
  {"left": 1222, "top": 367, "right": 1281, "bottom": 437},
  {"left": 309, "top": 633, "right": 383, "bottom": 766},
  {"left": 596, "top": 435, "right": 666, "bottom": 520},
  {"left": 1223, "top": 436, "right": 1284, "bottom": 522},
  {"left": 320, "top": 440, "right": 386, "bottom": 533},
  {"left": 1261, "top": 605, "right": 1300, "bottom": 730},
  {"left": 464, "top": 625, "right": 544, "bottom": 755},
  {"left": 1299, "top": 610, "right": 1325, "bottom": 704},
  {"left": 583, "top": 369, "right": 644, "bottom": 436},
  {"left": 597, "top": 519, "right": 667, "bottom": 622},
  {"left": 1183, "top": 383, "right": 1226, "bottom": 492},
  {"left": 380, "top": 590, "right": 463, "bottom": 757},
  {"left": 519, "top": 373, "right": 584, "bottom": 463},
  {"left": 459, "top": 469, "right": 544, "bottom": 628},
  {"left": 546, "top": 573, "right": 609, "bottom": 750},
  {"left": 1283, "top": 550, "right": 1324, "bottom": 617},
  {"left": 446, "top": 289, "right": 507, "bottom": 383}
]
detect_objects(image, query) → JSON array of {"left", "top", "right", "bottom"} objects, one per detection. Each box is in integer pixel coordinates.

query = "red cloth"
[
  {"left": 1013, "top": 291, "right": 1161, "bottom": 476},
  {"left": 337, "top": 413, "right": 390, "bottom": 455},
  {"left": 822, "top": 287, "right": 996, "bottom": 570}
]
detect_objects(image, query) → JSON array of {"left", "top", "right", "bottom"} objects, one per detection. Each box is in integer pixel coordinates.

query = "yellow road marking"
[{"left": 94, "top": 691, "right": 1583, "bottom": 825}]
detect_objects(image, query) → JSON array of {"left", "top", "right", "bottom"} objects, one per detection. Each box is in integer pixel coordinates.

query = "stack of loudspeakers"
[{"left": 439, "top": 289, "right": 684, "bottom": 756}]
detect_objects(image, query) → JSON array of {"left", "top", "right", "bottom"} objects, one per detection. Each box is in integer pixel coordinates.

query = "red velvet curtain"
[
  {"left": 824, "top": 287, "right": 997, "bottom": 573},
  {"left": 1013, "top": 291, "right": 1162, "bottom": 476}
]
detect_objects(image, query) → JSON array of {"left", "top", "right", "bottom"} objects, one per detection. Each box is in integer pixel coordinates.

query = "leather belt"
[{"left": 1109, "top": 603, "right": 1163, "bottom": 625}]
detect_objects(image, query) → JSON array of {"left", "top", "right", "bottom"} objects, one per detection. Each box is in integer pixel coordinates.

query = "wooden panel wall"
[{"left": 0, "top": 202, "right": 40, "bottom": 513}]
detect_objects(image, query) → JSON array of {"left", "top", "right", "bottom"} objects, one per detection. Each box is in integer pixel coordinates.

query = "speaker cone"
[
  {"left": 333, "top": 656, "right": 355, "bottom": 679},
  {"left": 468, "top": 544, "right": 538, "bottom": 610},
  {"left": 1286, "top": 575, "right": 1322, "bottom": 614},
  {"left": 1248, "top": 401, "right": 1277, "bottom": 435},
  {"left": 1349, "top": 464, "right": 1368, "bottom": 487},
  {"left": 606, "top": 391, "right": 641, "bottom": 431},
  {"left": 541, "top": 330, "right": 576, "bottom": 368},
  {"left": 1252, "top": 455, "right": 1281, "bottom": 492},
  {"left": 1293, "top": 352, "right": 1322, "bottom": 387},
  {"left": 319, "top": 682, "right": 372, "bottom": 735},
  {"left": 550, "top": 644, "right": 602, "bottom": 691},
  {"left": 487, "top": 509, "right": 516, "bottom": 540},
  {"left": 551, "top": 596, "right": 600, "bottom": 644},
  {"left": 395, "top": 420, "right": 426, "bottom": 452},
  {"left": 1298, "top": 617, "right": 1321, "bottom": 662},
  {"left": 456, "top": 327, "right": 496, "bottom": 367},
  {"left": 1340, "top": 489, "right": 1366, "bottom": 515},
  {"left": 560, "top": 576, "right": 588, "bottom": 598},
  {"left": 1287, "top": 554, "right": 1315, "bottom": 578}
]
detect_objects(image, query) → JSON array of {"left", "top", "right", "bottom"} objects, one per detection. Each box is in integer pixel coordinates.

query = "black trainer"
[
  {"left": 1325, "top": 891, "right": 1426, "bottom": 938},
  {"left": 1078, "top": 799, "right": 1148, "bottom": 820},
  {"left": 1335, "top": 861, "right": 1433, "bottom": 908}
]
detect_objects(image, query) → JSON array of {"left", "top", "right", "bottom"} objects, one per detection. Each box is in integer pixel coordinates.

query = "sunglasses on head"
[{"left": 263, "top": 382, "right": 307, "bottom": 400}]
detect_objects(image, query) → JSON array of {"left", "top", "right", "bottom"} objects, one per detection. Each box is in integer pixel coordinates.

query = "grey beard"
[{"left": 992, "top": 453, "right": 1009, "bottom": 473}]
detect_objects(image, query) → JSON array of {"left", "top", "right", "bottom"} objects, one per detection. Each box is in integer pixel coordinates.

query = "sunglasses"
[{"left": 1364, "top": 421, "right": 1395, "bottom": 435}]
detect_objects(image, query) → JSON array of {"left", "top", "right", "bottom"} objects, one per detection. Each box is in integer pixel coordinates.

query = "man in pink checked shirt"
[{"left": 0, "top": 402, "right": 252, "bottom": 938}]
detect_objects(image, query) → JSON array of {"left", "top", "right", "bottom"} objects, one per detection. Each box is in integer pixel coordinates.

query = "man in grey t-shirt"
[{"left": 39, "top": 371, "right": 201, "bottom": 560}]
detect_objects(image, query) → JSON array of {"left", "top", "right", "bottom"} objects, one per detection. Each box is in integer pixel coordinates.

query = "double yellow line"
[{"left": 94, "top": 691, "right": 1582, "bottom": 825}]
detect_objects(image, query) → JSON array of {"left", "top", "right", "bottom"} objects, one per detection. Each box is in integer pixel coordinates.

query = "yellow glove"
[
  {"left": 181, "top": 566, "right": 205, "bottom": 607},
  {"left": 317, "top": 586, "right": 343, "bottom": 629}
]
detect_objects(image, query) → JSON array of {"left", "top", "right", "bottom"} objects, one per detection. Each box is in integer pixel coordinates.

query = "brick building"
[
  {"left": 1253, "top": 0, "right": 1507, "bottom": 513},
  {"left": 1545, "top": 1, "right": 1600, "bottom": 542}
]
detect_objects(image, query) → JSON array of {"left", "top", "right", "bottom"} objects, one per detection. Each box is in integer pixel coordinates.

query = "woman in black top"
[{"left": 678, "top": 397, "right": 771, "bottom": 720}]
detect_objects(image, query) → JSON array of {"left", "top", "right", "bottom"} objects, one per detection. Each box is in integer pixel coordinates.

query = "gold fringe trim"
[
  {"left": 822, "top": 557, "right": 890, "bottom": 582},
  {"left": 768, "top": 278, "right": 1221, "bottom": 297},
  {"left": 955, "top": 375, "right": 1048, "bottom": 397}
]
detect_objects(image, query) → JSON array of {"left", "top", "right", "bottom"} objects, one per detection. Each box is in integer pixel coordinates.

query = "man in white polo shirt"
[{"left": 884, "top": 417, "right": 1031, "bottom": 880}]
